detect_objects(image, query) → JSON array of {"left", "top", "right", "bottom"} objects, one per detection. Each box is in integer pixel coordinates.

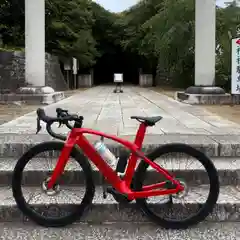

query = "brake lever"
[
  {"left": 57, "top": 112, "right": 81, "bottom": 129},
  {"left": 36, "top": 117, "right": 42, "bottom": 134},
  {"left": 57, "top": 118, "right": 66, "bottom": 128},
  {"left": 56, "top": 109, "right": 69, "bottom": 128},
  {"left": 58, "top": 121, "right": 62, "bottom": 128},
  {"left": 56, "top": 109, "right": 69, "bottom": 117}
]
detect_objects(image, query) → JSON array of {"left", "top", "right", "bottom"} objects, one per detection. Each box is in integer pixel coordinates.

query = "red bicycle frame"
[{"left": 47, "top": 123, "right": 184, "bottom": 200}]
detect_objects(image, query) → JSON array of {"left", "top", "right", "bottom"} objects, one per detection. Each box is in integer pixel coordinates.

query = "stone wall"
[
  {"left": 0, "top": 50, "right": 68, "bottom": 92},
  {"left": 0, "top": 51, "right": 25, "bottom": 92},
  {"left": 45, "top": 54, "right": 68, "bottom": 91}
]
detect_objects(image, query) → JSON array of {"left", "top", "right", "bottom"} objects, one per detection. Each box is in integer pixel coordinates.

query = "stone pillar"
[
  {"left": 139, "top": 74, "right": 153, "bottom": 87},
  {"left": 176, "top": 0, "right": 226, "bottom": 104},
  {"left": 78, "top": 74, "right": 93, "bottom": 87},
  {"left": 194, "top": 0, "right": 215, "bottom": 86},
  {"left": 90, "top": 68, "right": 94, "bottom": 85},
  {"left": 25, "top": 0, "right": 45, "bottom": 87}
]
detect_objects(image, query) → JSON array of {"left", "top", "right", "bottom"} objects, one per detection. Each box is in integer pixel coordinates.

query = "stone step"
[
  {"left": 0, "top": 185, "right": 239, "bottom": 223},
  {"left": 1, "top": 157, "right": 240, "bottom": 186},
  {"left": 0, "top": 222, "right": 238, "bottom": 239},
  {"left": 1, "top": 133, "right": 240, "bottom": 157}
]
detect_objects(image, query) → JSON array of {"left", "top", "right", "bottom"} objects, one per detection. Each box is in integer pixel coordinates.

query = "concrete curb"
[
  {"left": 1, "top": 157, "right": 240, "bottom": 186},
  {"left": 1, "top": 133, "right": 240, "bottom": 157},
  {"left": 0, "top": 186, "right": 239, "bottom": 223}
]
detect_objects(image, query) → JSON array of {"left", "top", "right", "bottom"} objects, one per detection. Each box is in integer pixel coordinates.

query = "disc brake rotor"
[
  {"left": 172, "top": 180, "right": 188, "bottom": 199},
  {"left": 42, "top": 177, "right": 60, "bottom": 196}
]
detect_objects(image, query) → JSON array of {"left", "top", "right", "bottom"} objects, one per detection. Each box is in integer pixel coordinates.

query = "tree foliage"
[
  {"left": 0, "top": 0, "right": 240, "bottom": 89},
  {"left": 120, "top": 0, "right": 240, "bottom": 88},
  {"left": 45, "top": 0, "right": 98, "bottom": 68},
  {"left": 0, "top": 0, "right": 99, "bottom": 68},
  {"left": 0, "top": 0, "right": 25, "bottom": 48}
]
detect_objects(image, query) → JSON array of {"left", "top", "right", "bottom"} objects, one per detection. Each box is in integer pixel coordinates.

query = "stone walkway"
[
  {"left": 0, "top": 85, "right": 240, "bottom": 136},
  {"left": 0, "top": 222, "right": 238, "bottom": 240}
]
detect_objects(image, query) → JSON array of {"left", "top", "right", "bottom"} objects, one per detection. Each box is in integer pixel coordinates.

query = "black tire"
[
  {"left": 12, "top": 141, "right": 95, "bottom": 227},
  {"left": 133, "top": 143, "right": 219, "bottom": 229}
]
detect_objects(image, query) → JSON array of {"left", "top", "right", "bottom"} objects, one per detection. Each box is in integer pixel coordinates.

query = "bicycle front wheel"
[
  {"left": 133, "top": 143, "right": 219, "bottom": 229},
  {"left": 12, "top": 141, "right": 95, "bottom": 227}
]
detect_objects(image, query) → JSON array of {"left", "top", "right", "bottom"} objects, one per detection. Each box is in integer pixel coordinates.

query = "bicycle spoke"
[
  {"left": 19, "top": 148, "right": 88, "bottom": 221},
  {"left": 139, "top": 149, "right": 213, "bottom": 224}
]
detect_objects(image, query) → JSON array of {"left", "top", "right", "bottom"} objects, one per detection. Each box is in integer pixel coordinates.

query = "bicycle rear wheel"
[
  {"left": 12, "top": 141, "right": 95, "bottom": 227},
  {"left": 133, "top": 143, "right": 219, "bottom": 229}
]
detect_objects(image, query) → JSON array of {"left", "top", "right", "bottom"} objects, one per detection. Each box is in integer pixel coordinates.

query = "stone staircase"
[{"left": 0, "top": 133, "right": 240, "bottom": 224}]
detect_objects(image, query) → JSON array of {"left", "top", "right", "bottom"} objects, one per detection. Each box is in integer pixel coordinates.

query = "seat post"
[{"left": 134, "top": 122, "right": 147, "bottom": 149}]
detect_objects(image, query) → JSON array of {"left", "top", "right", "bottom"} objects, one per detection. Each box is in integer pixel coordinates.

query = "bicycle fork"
[{"left": 47, "top": 138, "right": 76, "bottom": 189}]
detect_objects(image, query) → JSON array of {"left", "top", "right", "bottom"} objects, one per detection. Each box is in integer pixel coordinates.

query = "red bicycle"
[{"left": 12, "top": 108, "right": 219, "bottom": 229}]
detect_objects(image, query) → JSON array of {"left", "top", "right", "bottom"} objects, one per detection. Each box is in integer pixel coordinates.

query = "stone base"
[
  {"left": 78, "top": 75, "right": 93, "bottom": 88},
  {"left": 139, "top": 74, "right": 153, "bottom": 87},
  {"left": 185, "top": 86, "right": 226, "bottom": 94},
  {"left": 175, "top": 86, "right": 240, "bottom": 105},
  {"left": 16, "top": 86, "right": 55, "bottom": 94},
  {"left": 176, "top": 92, "right": 240, "bottom": 105},
  {"left": 0, "top": 92, "right": 65, "bottom": 105}
]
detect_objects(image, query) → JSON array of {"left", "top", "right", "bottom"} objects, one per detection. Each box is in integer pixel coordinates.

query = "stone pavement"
[
  {"left": 0, "top": 222, "right": 238, "bottom": 240},
  {"left": 0, "top": 85, "right": 239, "bottom": 136},
  {"left": 0, "top": 86, "right": 240, "bottom": 230}
]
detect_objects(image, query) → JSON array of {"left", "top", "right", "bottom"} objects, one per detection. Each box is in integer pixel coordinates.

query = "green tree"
[
  {"left": 0, "top": 0, "right": 25, "bottom": 48},
  {"left": 45, "top": 0, "right": 98, "bottom": 68},
  {"left": 120, "top": 0, "right": 195, "bottom": 86},
  {"left": 1, "top": 0, "right": 240, "bottom": 88},
  {"left": 0, "top": 0, "right": 99, "bottom": 68}
]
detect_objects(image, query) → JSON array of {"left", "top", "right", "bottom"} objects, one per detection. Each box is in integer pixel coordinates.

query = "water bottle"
[{"left": 94, "top": 140, "right": 117, "bottom": 167}]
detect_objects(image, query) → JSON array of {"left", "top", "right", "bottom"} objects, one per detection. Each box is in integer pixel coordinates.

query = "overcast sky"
[{"left": 93, "top": 0, "right": 227, "bottom": 13}]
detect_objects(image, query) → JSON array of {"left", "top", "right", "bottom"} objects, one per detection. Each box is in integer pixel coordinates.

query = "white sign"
[
  {"left": 231, "top": 38, "right": 240, "bottom": 94},
  {"left": 72, "top": 58, "right": 78, "bottom": 75},
  {"left": 114, "top": 73, "right": 123, "bottom": 83}
]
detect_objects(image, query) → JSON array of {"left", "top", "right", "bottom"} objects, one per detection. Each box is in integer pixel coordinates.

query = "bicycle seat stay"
[{"left": 131, "top": 116, "right": 162, "bottom": 126}]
